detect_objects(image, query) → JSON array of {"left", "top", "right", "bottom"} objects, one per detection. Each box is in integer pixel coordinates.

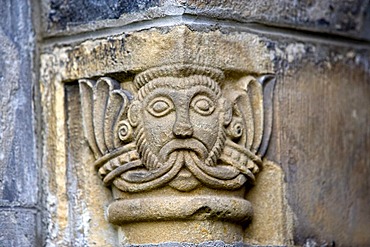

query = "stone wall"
[
  {"left": 0, "top": 0, "right": 41, "bottom": 246},
  {"left": 0, "top": 0, "right": 369, "bottom": 246}
]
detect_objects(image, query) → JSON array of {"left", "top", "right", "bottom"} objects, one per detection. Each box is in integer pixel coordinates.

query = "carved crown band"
[{"left": 133, "top": 64, "right": 225, "bottom": 90}]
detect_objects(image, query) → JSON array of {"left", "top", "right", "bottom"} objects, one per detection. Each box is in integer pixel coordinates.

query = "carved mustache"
[{"left": 158, "top": 138, "right": 208, "bottom": 162}]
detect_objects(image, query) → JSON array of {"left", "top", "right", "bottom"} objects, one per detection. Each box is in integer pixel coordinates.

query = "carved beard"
[
  {"left": 116, "top": 107, "right": 246, "bottom": 192},
  {"left": 133, "top": 120, "right": 227, "bottom": 172}
]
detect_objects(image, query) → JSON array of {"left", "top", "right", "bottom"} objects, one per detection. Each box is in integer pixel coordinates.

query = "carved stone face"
[
  {"left": 80, "top": 69, "right": 268, "bottom": 193},
  {"left": 129, "top": 76, "right": 225, "bottom": 166}
]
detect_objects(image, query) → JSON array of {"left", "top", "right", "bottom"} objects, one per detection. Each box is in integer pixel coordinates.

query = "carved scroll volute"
[{"left": 78, "top": 64, "right": 275, "bottom": 242}]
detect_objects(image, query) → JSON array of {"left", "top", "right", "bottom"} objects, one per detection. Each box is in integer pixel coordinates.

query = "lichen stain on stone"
[{"left": 285, "top": 43, "right": 307, "bottom": 63}]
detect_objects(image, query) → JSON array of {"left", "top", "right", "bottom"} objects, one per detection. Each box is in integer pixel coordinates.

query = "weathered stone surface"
[
  {"left": 125, "top": 241, "right": 266, "bottom": 247},
  {"left": 245, "top": 161, "right": 293, "bottom": 246},
  {"left": 31, "top": 82, "right": 119, "bottom": 246},
  {"left": 44, "top": 26, "right": 272, "bottom": 81},
  {"left": 124, "top": 241, "right": 278, "bottom": 246},
  {"left": 42, "top": 0, "right": 370, "bottom": 41},
  {"left": 0, "top": 209, "right": 41, "bottom": 246},
  {"left": 184, "top": 0, "right": 370, "bottom": 40},
  {"left": 44, "top": 0, "right": 160, "bottom": 32},
  {"left": 0, "top": 0, "right": 40, "bottom": 245},
  {"left": 266, "top": 39, "right": 370, "bottom": 246},
  {"left": 0, "top": 0, "right": 37, "bottom": 207},
  {"left": 119, "top": 221, "right": 245, "bottom": 244}
]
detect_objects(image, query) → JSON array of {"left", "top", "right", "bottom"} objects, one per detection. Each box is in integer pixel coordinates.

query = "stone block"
[
  {"left": 0, "top": 209, "right": 41, "bottom": 246},
  {"left": 0, "top": 1, "right": 40, "bottom": 246},
  {"left": 44, "top": 0, "right": 160, "bottom": 33},
  {"left": 266, "top": 38, "right": 370, "bottom": 246},
  {"left": 42, "top": 0, "right": 370, "bottom": 41},
  {"left": 0, "top": 0, "right": 38, "bottom": 207},
  {"left": 184, "top": 0, "right": 370, "bottom": 40}
]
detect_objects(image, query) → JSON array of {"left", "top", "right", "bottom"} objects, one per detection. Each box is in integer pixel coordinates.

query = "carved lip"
[{"left": 159, "top": 138, "right": 208, "bottom": 162}]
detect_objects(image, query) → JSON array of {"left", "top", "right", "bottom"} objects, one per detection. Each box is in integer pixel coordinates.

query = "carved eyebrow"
[
  {"left": 188, "top": 86, "right": 218, "bottom": 102},
  {"left": 142, "top": 88, "right": 175, "bottom": 105},
  {"left": 139, "top": 76, "right": 222, "bottom": 100}
]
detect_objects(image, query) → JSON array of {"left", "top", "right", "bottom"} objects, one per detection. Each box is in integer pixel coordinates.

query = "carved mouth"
[{"left": 159, "top": 139, "right": 208, "bottom": 162}]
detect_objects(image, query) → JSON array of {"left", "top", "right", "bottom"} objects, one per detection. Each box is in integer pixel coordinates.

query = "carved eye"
[
  {"left": 191, "top": 95, "right": 215, "bottom": 116},
  {"left": 147, "top": 97, "right": 174, "bottom": 117}
]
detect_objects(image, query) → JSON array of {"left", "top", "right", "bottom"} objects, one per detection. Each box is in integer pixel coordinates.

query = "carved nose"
[{"left": 173, "top": 121, "right": 193, "bottom": 138}]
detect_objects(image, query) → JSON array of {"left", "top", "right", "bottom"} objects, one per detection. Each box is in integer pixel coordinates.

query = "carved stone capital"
[{"left": 79, "top": 63, "right": 274, "bottom": 244}]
